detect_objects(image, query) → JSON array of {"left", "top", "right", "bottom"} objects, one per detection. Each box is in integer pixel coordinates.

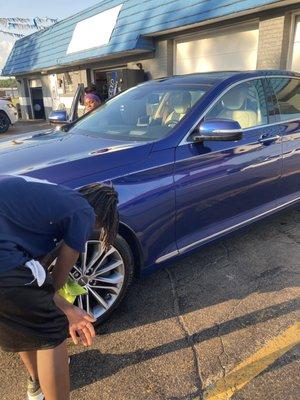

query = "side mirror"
[
  {"left": 49, "top": 110, "right": 69, "bottom": 125},
  {"left": 192, "top": 118, "right": 243, "bottom": 142}
]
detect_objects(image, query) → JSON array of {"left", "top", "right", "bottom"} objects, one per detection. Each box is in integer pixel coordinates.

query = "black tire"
[
  {"left": 72, "top": 232, "right": 135, "bottom": 326},
  {"left": 0, "top": 111, "right": 10, "bottom": 133},
  {"left": 96, "top": 233, "right": 134, "bottom": 325}
]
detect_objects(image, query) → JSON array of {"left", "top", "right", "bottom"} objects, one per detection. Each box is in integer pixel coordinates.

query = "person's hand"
[{"left": 64, "top": 305, "right": 96, "bottom": 346}]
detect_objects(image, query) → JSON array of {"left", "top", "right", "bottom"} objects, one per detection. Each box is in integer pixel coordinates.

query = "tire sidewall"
[
  {"left": 88, "top": 232, "right": 134, "bottom": 325},
  {"left": 0, "top": 111, "right": 10, "bottom": 133}
]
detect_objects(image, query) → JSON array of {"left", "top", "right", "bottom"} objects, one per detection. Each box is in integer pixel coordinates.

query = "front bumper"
[{"left": 6, "top": 107, "right": 18, "bottom": 124}]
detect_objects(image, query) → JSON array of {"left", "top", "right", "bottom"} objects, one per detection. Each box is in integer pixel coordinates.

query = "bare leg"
[
  {"left": 19, "top": 350, "right": 38, "bottom": 380},
  {"left": 37, "top": 340, "right": 70, "bottom": 400}
]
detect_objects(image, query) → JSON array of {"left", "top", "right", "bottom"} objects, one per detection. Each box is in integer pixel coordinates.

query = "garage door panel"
[
  {"left": 292, "top": 43, "right": 300, "bottom": 71},
  {"left": 294, "top": 17, "right": 300, "bottom": 42},
  {"left": 176, "top": 27, "right": 259, "bottom": 74},
  {"left": 291, "top": 17, "right": 300, "bottom": 72},
  {"left": 177, "top": 50, "right": 258, "bottom": 75}
]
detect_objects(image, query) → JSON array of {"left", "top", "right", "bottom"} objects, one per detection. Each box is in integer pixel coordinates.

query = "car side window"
[
  {"left": 205, "top": 79, "right": 268, "bottom": 129},
  {"left": 268, "top": 78, "right": 300, "bottom": 122}
]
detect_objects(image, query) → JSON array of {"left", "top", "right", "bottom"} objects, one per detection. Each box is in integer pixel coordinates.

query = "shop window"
[
  {"left": 57, "top": 72, "right": 82, "bottom": 95},
  {"left": 63, "top": 72, "right": 74, "bottom": 93}
]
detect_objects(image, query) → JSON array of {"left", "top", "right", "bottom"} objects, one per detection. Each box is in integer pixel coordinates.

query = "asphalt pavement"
[
  {"left": 0, "top": 122, "right": 299, "bottom": 400},
  {"left": 0, "top": 120, "right": 50, "bottom": 140},
  {"left": 0, "top": 209, "right": 299, "bottom": 400}
]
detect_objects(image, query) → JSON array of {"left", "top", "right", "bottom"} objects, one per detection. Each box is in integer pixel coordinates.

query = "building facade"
[
  {"left": 0, "top": 87, "right": 19, "bottom": 99},
  {"left": 3, "top": 0, "right": 300, "bottom": 120}
]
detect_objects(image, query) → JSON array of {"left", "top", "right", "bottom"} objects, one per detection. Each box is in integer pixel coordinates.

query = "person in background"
[
  {"left": 84, "top": 84, "right": 107, "bottom": 103},
  {"left": 84, "top": 93, "right": 101, "bottom": 114},
  {"left": 84, "top": 84, "right": 100, "bottom": 97}
]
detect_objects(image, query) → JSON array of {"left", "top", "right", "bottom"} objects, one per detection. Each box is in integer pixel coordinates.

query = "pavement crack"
[
  {"left": 166, "top": 268, "right": 204, "bottom": 399},
  {"left": 221, "top": 242, "right": 230, "bottom": 260},
  {"left": 216, "top": 324, "right": 230, "bottom": 379},
  {"left": 215, "top": 296, "right": 247, "bottom": 380},
  {"left": 226, "top": 297, "right": 245, "bottom": 321}
]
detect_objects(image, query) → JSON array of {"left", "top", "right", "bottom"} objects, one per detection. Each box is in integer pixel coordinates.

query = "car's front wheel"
[
  {"left": 0, "top": 111, "right": 10, "bottom": 133},
  {"left": 70, "top": 233, "right": 134, "bottom": 325}
]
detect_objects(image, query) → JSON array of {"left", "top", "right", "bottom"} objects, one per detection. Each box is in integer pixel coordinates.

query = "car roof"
[{"left": 150, "top": 70, "right": 300, "bottom": 86}]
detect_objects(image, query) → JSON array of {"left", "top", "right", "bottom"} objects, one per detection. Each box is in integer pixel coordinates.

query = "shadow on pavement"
[
  {"left": 69, "top": 208, "right": 299, "bottom": 393},
  {"left": 70, "top": 298, "right": 298, "bottom": 390},
  {"left": 164, "top": 345, "right": 300, "bottom": 400},
  {"left": 101, "top": 208, "right": 299, "bottom": 335}
]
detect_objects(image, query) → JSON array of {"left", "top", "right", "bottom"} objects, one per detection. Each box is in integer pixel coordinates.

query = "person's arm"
[
  {"left": 51, "top": 242, "right": 79, "bottom": 291},
  {"left": 51, "top": 207, "right": 95, "bottom": 290},
  {"left": 51, "top": 242, "right": 96, "bottom": 347},
  {"left": 52, "top": 247, "right": 96, "bottom": 347},
  {"left": 54, "top": 293, "right": 96, "bottom": 346},
  {"left": 51, "top": 206, "right": 97, "bottom": 345}
]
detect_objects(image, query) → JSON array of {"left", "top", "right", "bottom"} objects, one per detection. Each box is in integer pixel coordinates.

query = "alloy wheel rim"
[{"left": 70, "top": 240, "right": 125, "bottom": 319}]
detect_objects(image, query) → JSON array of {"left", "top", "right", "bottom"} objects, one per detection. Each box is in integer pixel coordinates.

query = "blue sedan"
[{"left": 1, "top": 70, "right": 300, "bottom": 322}]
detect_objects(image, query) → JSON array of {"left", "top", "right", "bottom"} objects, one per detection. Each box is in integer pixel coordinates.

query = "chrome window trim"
[
  {"left": 155, "top": 195, "right": 300, "bottom": 263},
  {"left": 243, "top": 117, "right": 300, "bottom": 132},
  {"left": 179, "top": 75, "right": 300, "bottom": 145}
]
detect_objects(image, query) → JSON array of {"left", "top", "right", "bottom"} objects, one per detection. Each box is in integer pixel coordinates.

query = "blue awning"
[{"left": 2, "top": 0, "right": 288, "bottom": 76}]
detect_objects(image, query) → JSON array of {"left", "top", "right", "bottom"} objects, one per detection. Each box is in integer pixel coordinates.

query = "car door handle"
[{"left": 258, "top": 134, "right": 280, "bottom": 144}]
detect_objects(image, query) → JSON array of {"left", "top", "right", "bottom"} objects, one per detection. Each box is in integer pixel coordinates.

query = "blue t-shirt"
[{"left": 0, "top": 175, "right": 95, "bottom": 272}]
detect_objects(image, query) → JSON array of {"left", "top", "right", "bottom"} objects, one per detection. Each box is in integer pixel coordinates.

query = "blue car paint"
[
  {"left": 174, "top": 125, "right": 282, "bottom": 252},
  {"left": 280, "top": 119, "right": 300, "bottom": 196},
  {"left": 1, "top": 70, "right": 299, "bottom": 276},
  {"left": 265, "top": 79, "right": 300, "bottom": 198}
]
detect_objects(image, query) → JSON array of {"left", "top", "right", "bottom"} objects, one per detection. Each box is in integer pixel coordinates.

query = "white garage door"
[
  {"left": 291, "top": 16, "right": 300, "bottom": 72},
  {"left": 175, "top": 26, "right": 259, "bottom": 75}
]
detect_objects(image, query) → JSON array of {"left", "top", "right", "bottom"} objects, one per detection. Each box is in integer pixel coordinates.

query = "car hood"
[{"left": 0, "top": 129, "right": 152, "bottom": 184}]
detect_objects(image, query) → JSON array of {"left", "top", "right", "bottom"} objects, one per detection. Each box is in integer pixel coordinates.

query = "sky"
[
  {"left": 0, "top": 0, "right": 101, "bottom": 72},
  {"left": 0, "top": 0, "right": 100, "bottom": 19}
]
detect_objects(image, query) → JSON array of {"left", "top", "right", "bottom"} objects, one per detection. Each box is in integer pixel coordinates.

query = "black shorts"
[{"left": 0, "top": 265, "right": 69, "bottom": 352}]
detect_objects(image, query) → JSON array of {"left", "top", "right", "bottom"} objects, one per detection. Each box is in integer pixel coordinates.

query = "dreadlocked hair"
[{"left": 78, "top": 183, "right": 119, "bottom": 251}]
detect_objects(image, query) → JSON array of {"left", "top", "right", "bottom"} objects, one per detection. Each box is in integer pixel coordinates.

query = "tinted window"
[
  {"left": 268, "top": 78, "right": 300, "bottom": 122},
  {"left": 205, "top": 79, "right": 268, "bottom": 129},
  {"left": 69, "top": 83, "right": 211, "bottom": 141}
]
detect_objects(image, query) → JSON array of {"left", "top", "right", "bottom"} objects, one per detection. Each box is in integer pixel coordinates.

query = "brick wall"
[{"left": 256, "top": 15, "right": 290, "bottom": 69}]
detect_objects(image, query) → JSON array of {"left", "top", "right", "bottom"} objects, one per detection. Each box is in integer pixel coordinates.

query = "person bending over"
[{"left": 0, "top": 175, "right": 118, "bottom": 400}]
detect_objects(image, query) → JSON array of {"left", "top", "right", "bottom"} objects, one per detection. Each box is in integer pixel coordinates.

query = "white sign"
[{"left": 67, "top": 4, "right": 123, "bottom": 55}]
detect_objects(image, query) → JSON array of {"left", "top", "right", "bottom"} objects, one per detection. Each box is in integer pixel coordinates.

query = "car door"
[
  {"left": 267, "top": 76, "right": 300, "bottom": 200},
  {"left": 69, "top": 83, "right": 85, "bottom": 122},
  {"left": 175, "top": 78, "right": 283, "bottom": 254}
]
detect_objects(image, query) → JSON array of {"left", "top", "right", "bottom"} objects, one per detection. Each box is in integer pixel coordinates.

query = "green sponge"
[{"left": 58, "top": 277, "right": 88, "bottom": 304}]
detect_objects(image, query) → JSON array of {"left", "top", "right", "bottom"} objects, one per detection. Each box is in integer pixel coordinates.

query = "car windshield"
[{"left": 69, "top": 83, "right": 212, "bottom": 141}]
